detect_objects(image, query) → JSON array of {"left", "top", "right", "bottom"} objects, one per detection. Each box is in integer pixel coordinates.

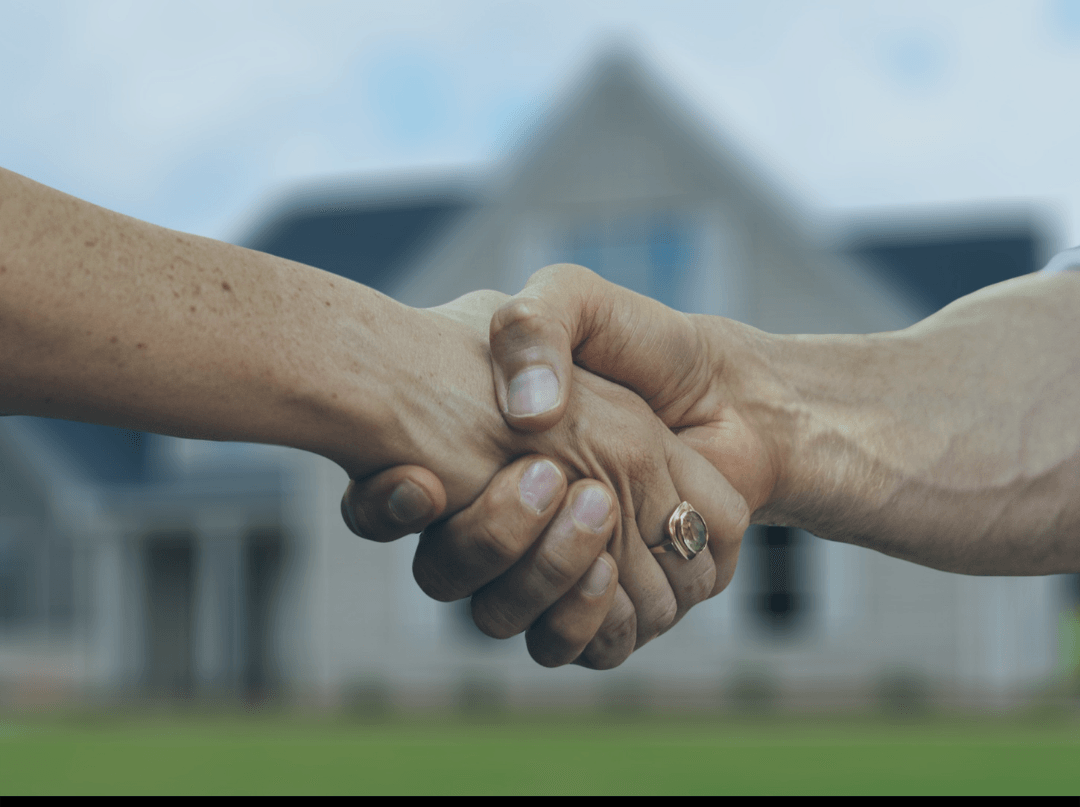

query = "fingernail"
[
  {"left": 579, "top": 556, "right": 613, "bottom": 597},
  {"left": 572, "top": 486, "right": 611, "bottom": 532},
  {"left": 388, "top": 480, "right": 431, "bottom": 524},
  {"left": 506, "top": 366, "right": 559, "bottom": 417},
  {"left": 519, "top": 460, "right": 562, "bottom": 513}
]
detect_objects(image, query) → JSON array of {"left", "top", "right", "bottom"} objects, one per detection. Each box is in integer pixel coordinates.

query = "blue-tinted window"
[{"left": 556, "top": 212, "right": 697, "bottom": 310}]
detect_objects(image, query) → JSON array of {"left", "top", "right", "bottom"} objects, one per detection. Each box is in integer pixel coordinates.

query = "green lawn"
[{"left": 1, "top": 711, "right": 1078, "bottom": 795}]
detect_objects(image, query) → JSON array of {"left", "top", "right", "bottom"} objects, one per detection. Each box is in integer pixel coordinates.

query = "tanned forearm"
[
  {"left": 739, "top": 270, "right": 1080, "bottom": 575},
  {"left": 0, "top": 166, "right": 504, "bottom": 488}
]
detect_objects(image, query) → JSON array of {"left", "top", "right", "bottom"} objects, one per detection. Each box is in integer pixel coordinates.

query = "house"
[{"left": 0, "top": 51, "right": 1071, "bottom": 710}]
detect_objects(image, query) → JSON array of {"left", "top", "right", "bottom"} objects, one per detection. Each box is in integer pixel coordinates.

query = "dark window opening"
[
  {"left": 143, "top": 534, "right": 196, "bottom": 698},
  {"left": 243, "top": 530, "right": 287, "bottom": 699},
  {"left": 748, "top": 525, "right": 810, "bottom": 635},
  {"left": 558, "top": 212, "right": 698, "bottom": 310}
]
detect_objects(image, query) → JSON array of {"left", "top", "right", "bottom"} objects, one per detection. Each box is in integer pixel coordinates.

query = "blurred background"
[{"left": 2, "top": 0, "right": 1080, "bottom": 731}]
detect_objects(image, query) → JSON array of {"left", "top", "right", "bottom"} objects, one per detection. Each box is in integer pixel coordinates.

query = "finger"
[
  {"left": 489, "top": 283, "right": 576, "bottom": 432},
  {"left": 342, "top": 465, "right": 447, "bottom": 543},
  {"left": 574, "top": 584, "right": 637, "bottom": 670},
  {"left": 412, "top": 456, "right": 566, "bottom": 602},
  {"left": 661, "top": 433, "right": 751, "bottom": 616},
  {"left": 524, "top": 553, "right": 617, "bottom": 668},
  {"left": 596, "top": 430, "right": 747, "bottom": 651},
  {"left": 602, "top": 461, "right": 684, "bottom": 648},
  {"left": 470, "top": 480, "right": 616, "bottom": 639},
  {"left": 490, "top": 263, "right": 701, "bottom": 431},
  {"left": 490, "top": 263, "right": 626, "bottom": 431}
]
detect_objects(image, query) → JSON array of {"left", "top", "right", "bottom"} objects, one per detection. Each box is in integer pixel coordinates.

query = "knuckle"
[
  {"left": 467, "top": 518, "right": 526, "bottom": 573},
  {"left": 529, "top": 544, "right": 581, "bottom": 593},
  {"left": 542, "top": 608, "right": 595, "bottom": 652},
  {"left": 500, "top": 297, "right": 546, "bottom": 328},
  {"left": 471, "top": 596, "right": 524, "bottom": 641},
  {"left": 580, "top": 613, "right": 636, "bottom": 670},
  {"left": 580, "top": 637, "right": 631, "bottom": 671},
  {"left": 678, "top": 560, "right": 717, "bottom": 610},
  {"left": 638, "top": 591, "right": 678, "bottom": 644},
  {"left": 491, "top": 298, "right": 551, "bottom": 346}
]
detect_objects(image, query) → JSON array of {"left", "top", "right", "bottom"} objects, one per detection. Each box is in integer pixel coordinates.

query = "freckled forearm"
[{"left": 0, "top": 166, "right": 411, "bottom": 470}]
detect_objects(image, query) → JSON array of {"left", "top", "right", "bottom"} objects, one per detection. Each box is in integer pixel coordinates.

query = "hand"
[
  {"left": 486, "top": 264, "right": 784, "bottom": 512},
  {"left": 342, "top": 286, "right": 751, "bottom": 668}
]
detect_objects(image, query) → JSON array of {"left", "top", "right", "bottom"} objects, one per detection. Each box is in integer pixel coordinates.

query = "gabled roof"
[
  {"left": 841, "top": 209, "right": 1054, "bottom": 313},
  {"left": 491, "top": 48, "right": 810, "bottom": 234},
  {"left": 240, "top": 177, "right": 479, "bottom": 294},
  {"left": 390, "top": 50, "right": 924, "bottom": 336}
]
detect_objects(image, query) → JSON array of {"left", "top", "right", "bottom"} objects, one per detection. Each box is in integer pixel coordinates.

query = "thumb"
[{"left": 490, "top": 263, "right": 702, "bottom": 431}]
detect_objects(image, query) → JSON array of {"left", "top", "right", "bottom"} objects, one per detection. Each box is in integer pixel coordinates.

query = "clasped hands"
[{"left": 343, "top": 264, "right": 782, "bottom": 669}]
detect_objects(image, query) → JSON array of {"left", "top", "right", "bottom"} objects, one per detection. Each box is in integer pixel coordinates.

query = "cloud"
[{"left": 1, "top": 0, "right": 1079, "bottom": 245}]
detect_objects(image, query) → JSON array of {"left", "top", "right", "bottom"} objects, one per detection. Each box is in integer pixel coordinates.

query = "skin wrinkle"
[
  {"left": 580, "top": 618, "right": 635, "bottom": 668},
  {"left": 658, "top": 316, "right": 716, "bottom": 426},
  {"left": 477, "top": 268, "right": 762, "bottom": 659},
  {"left": 527, "top": 369, "right": 685, "bottom": 646}
]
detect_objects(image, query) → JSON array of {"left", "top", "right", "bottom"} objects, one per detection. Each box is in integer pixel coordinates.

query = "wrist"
[
  {"left": 749, "top": 329, "right": 902, "bottom": 538},
  {"left": 298, "top": 290, "right": 511, "bottom": 507},
  {"left": 290, "top": 292, "right": 409, "bottom": 474},
  {"left": 683, "top": 315, "right": 795, "bottom": 516},
  {"left": 692, "top": 313, "right": 885, "bottom": 529}
]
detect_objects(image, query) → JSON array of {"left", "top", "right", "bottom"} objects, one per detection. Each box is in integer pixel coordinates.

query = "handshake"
[
  {"left": 6, "top": 163, "right": 1075, "bottom": 673},
  {"left": 337, "top": 257, "right": 1080, "bottom": 670},
  {"left": 340, "top": 263, "right": 770, "bottom": 670}
]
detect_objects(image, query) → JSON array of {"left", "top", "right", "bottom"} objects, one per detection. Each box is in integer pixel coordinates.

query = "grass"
[{"left": 1, "top": 709, "right": 1078, "bottom": 795}]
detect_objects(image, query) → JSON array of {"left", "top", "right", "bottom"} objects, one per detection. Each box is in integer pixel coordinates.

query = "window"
[
  {"left": 144, "top": 534, "right": 196, "bottom": 697},
  {"left": 243, "top": 529, "right": 287, "bottom": 697},
  {"left": 555, "top": 211, "right": 698, "bottom": 310},
  {"left": 513, "top": 206, "right": 748, "bottom": 319},
  {"left": 746, "top": 525, "right": 811, "bottom": 635}
]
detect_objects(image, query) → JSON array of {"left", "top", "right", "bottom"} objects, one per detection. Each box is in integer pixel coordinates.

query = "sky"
[{"left": 3, "top": 0, "right": 1080, "bottom": 251}]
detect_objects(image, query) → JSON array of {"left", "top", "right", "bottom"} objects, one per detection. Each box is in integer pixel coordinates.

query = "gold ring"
[{"left": 650, "top": 501, "right": 708, "bottom": 560}]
